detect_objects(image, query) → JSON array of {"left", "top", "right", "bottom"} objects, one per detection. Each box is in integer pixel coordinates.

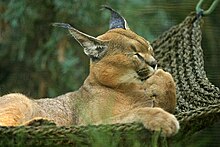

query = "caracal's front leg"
[{"left": 95, "top": 107, "right": 179, "bottom": 137}]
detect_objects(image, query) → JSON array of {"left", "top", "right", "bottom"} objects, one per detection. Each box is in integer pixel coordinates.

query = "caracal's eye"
[{"left": 134, "top": 53, "right": 144, "bottom": 61}]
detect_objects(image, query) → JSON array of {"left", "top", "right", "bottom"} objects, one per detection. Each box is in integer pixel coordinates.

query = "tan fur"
[{"left": 0, "top": 28, "right": 179, "bottom": 136}]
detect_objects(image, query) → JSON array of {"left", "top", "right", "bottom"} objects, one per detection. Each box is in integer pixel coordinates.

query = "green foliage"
[{"left": 0, "top": 0, "right": 170, "bottom": 97}]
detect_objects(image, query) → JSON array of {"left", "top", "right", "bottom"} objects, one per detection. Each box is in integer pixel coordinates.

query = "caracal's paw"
[
  {"left": 138, "top": 107, "right": 179, "bottom": 137},
  {"left": 23, "top": 117, "right": 56, "bottom": 126}
]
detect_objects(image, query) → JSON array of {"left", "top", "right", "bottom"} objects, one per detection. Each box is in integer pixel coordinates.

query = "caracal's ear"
[{"left": 53, "top": 23, "right": 108, "bottom": 59}]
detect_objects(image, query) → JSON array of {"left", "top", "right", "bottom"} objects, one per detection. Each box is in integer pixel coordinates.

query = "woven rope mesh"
[
  {"left": 152, "top": 12, "right": 220, "bottom": 123},
  {"left": 0, "top": 12, "right": 220, "bottom": 145}
]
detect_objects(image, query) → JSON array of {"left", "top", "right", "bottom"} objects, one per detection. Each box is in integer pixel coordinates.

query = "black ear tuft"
[
  {"left": 102, "top": 5, "right": 129, "bottom": 30},
  {"left": 52, "top": 23, "right": 72, "bottom": 29}
]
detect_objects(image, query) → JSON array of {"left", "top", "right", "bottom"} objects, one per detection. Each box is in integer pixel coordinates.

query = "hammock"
[{"left": 0, "top": 12, "right": 219, "bottom": 146}]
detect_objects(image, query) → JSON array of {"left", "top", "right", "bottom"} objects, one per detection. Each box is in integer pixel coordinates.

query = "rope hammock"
[{"left": 0, "top": 11, "right": 219, "bottom": 146}]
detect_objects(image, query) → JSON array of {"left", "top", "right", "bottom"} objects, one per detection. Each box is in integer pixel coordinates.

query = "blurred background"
[{"left": 0, "top": 0, "right": 219, "bottom": 145}]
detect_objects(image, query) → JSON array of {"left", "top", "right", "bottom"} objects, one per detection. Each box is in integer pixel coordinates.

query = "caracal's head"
[{"left": 54, "top": 6, "right": 157, "bottom": 88}]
